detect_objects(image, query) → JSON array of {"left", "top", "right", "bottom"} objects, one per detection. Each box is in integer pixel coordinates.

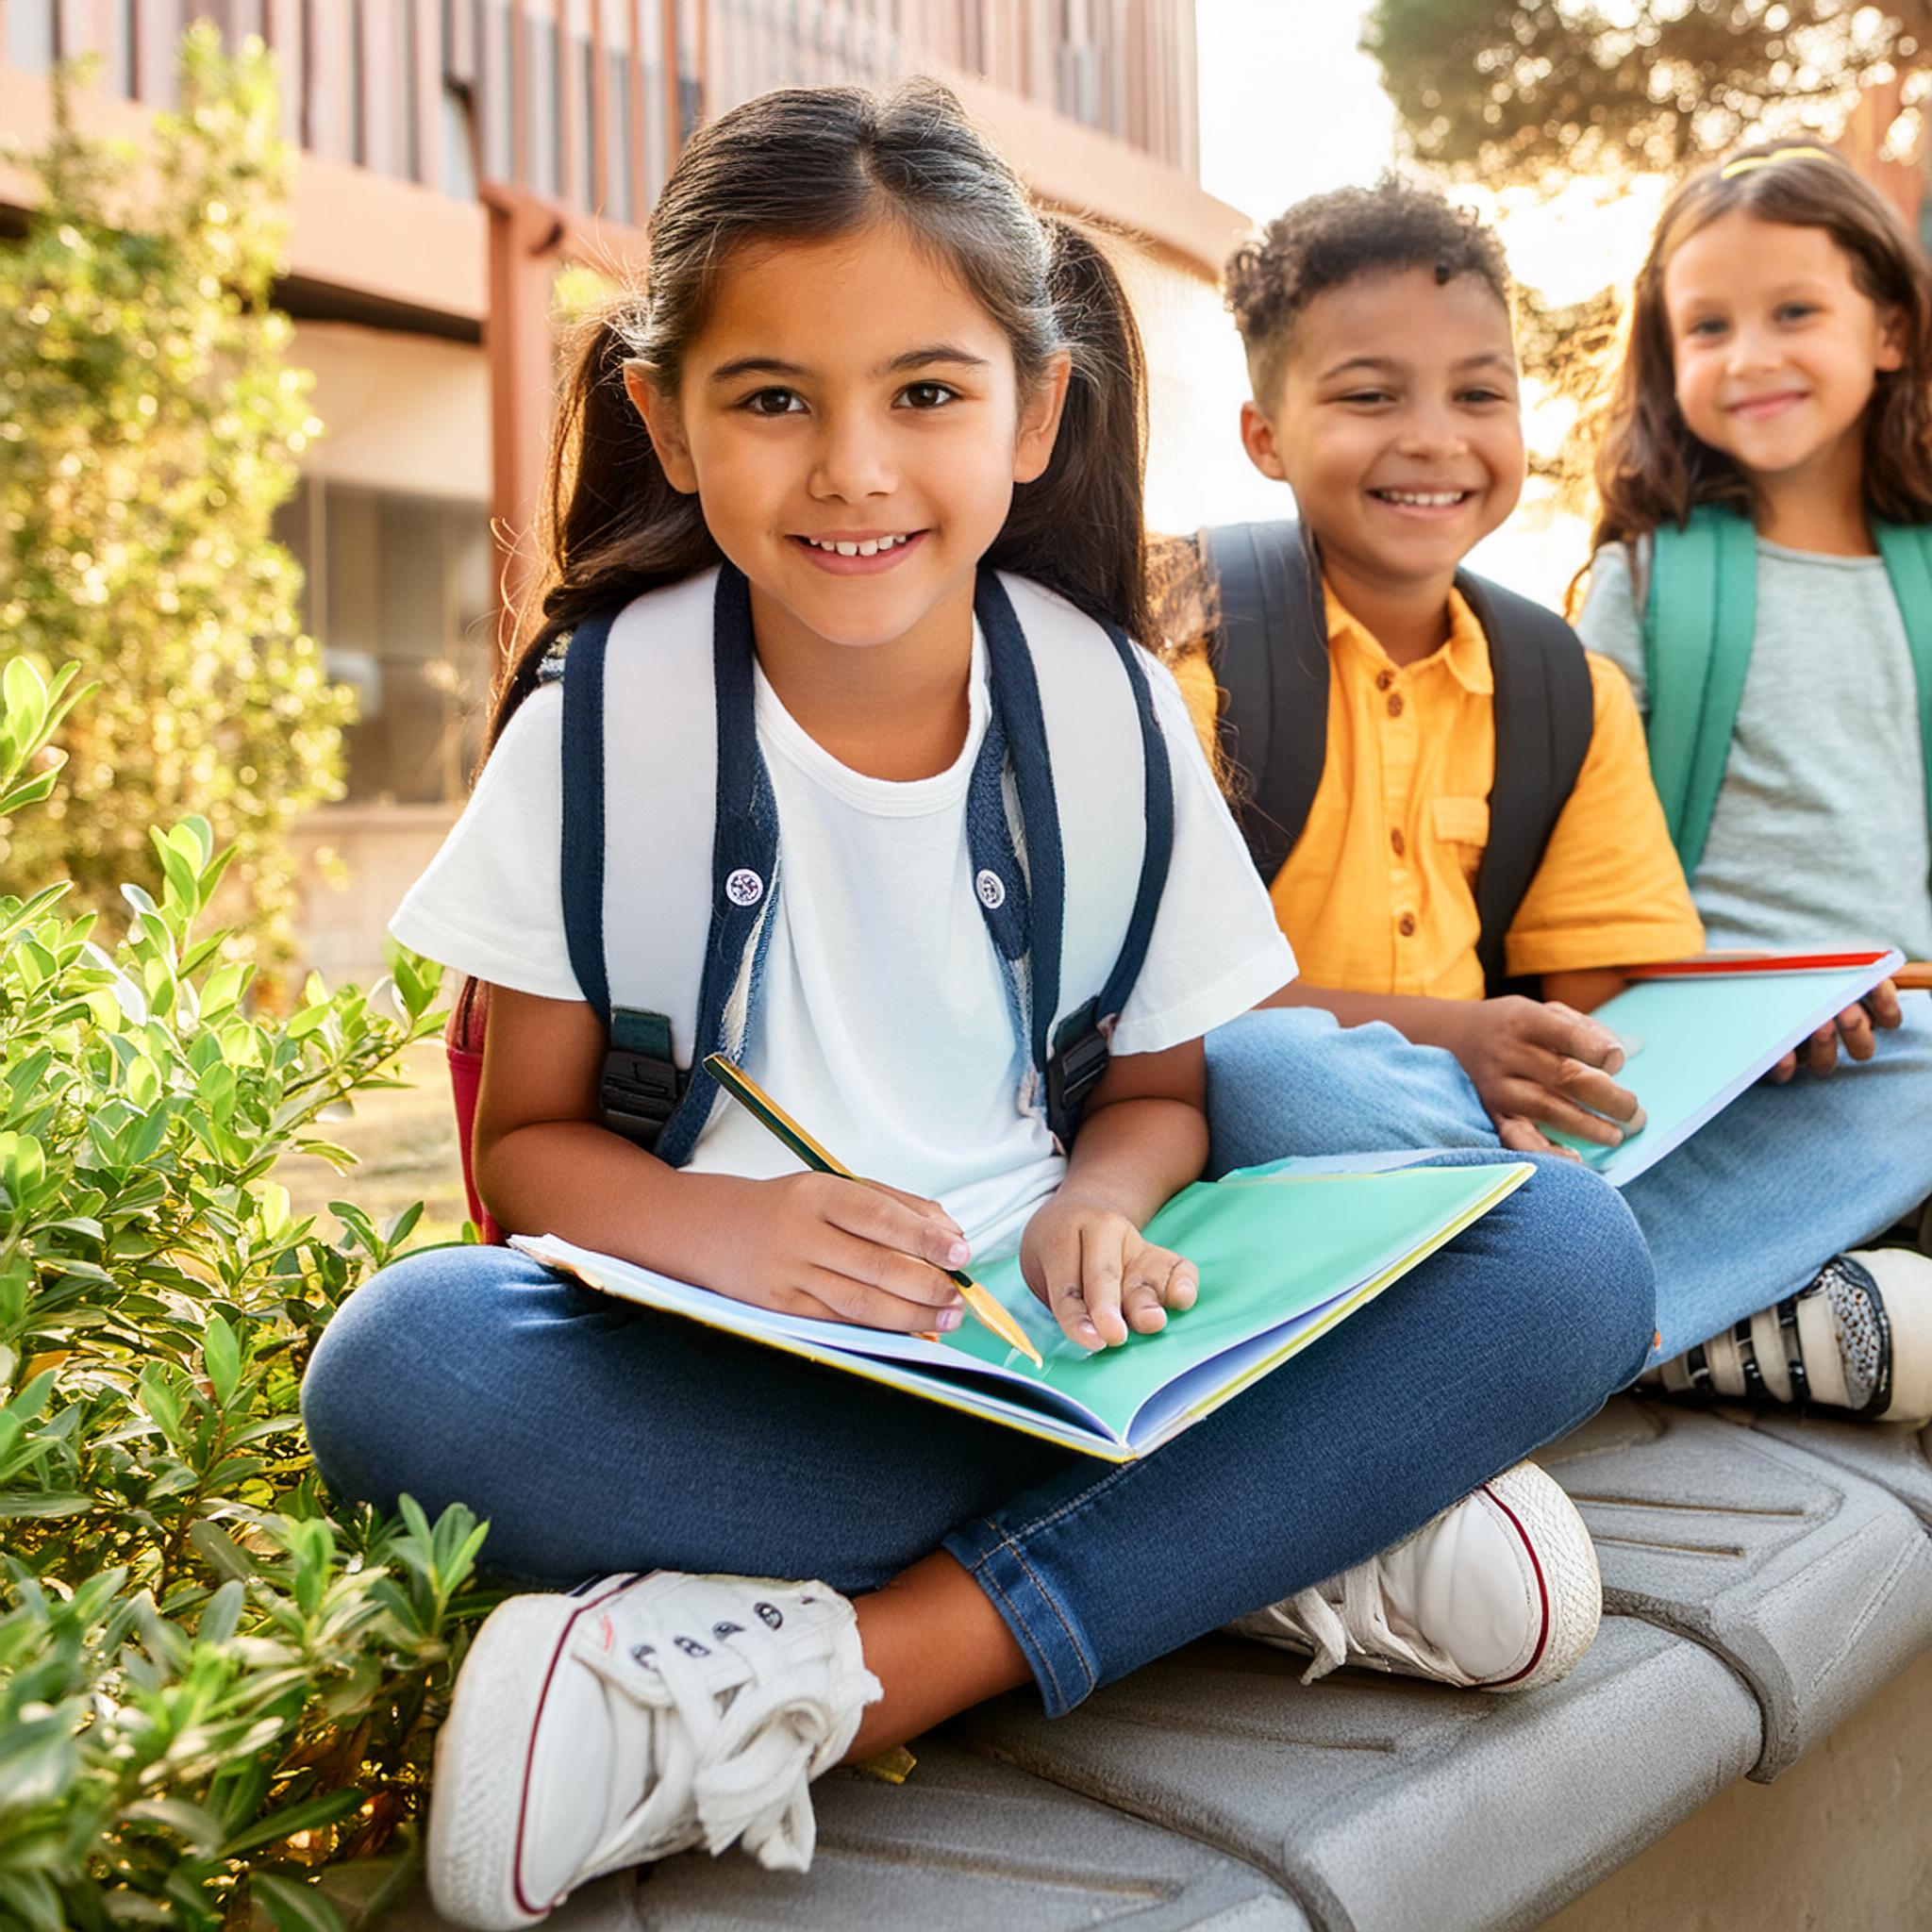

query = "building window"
[{"left": 275, "top": 478, "right": 496, "bottom": 808}]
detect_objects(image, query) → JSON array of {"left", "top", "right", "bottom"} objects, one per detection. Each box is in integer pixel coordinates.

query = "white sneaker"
[
  {"left": 425, "top": 1572, "right": 880, "bottom": 1930},
  {"left": 1647, "top": 1248, "right": 1932, "bottom": 1426},
  {"left": 1226, "top": 1461, "right": 1602, "bottom": 1693}
]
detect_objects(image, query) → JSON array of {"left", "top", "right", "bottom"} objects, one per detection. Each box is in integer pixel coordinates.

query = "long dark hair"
[
  {"left": 488, "top": 79, "right": 1150, "bottom": 748},
  {"left": 1591, "top": 141, "right": 1932, "bottom": 553}
]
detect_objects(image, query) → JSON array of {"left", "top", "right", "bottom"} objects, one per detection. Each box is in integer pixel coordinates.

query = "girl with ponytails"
[
  {"left": 1575, "top": 142, "right": 1932, "bottom": 1422},
  {"left": 302, "top": 82, "right": 1651, "bottom": 1929}
]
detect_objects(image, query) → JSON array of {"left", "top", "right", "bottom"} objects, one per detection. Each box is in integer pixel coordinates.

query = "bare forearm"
[
  {"left": 476, "top": 1120, "right": 758, "bottom": 1289},
  {"left": 1260, "top": 977, "right": 1474, "bottom": 1052},
  {"left": 1055, "top": 1095, "right": 1206, "bottom": 1224},
  {"left": 1541, "top": 968, "right": 1629, "bottom": 1014}
]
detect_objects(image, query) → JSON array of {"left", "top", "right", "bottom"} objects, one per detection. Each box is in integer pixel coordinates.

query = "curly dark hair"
[
  {"left": 1224, "top": 176, "right": 1512, "bottom": 403},
  {"left": 1591, "top": 141, "right": 1932, "bottom": 550}
]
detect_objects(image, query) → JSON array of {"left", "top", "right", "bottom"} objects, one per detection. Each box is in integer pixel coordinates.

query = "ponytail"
[
  {"left": 987, "top": 216, "right": 1152, "bottom": 649},
  {"left": 485, "top": 311, "right": 718, "bottom": 752}
]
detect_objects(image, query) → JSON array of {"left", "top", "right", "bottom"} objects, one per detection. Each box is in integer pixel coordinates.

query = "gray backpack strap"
[
  {"left": 1202, "top": 519, "right": 1330, "bottom": 881},
  {"left": 1456, "top": 571, "right": 1596, "bottom": 996}
]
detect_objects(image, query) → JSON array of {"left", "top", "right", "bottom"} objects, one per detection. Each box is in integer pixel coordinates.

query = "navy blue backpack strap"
[
  {"left": 558, "top": 605, "right": 619, "bottom": 1029},
  {"left": 559, "top": 570, "right": 780, "bottom": 1161},
  {"left": 651, "top": 567, "right": 781, "bottom": 1167},
  {"left": 974, "top": 574, "right": 1068, "bottom": 1103},
  {"left": 974, "top": 573, "right": 1175, "bottom": 1145},
  {"left": 1047, "top": 621, "right": 1175, "bottom": 1139},
  {"left": 558, "top": 601, "right": 690, "bottom": 1146},
  {"left": 1201, "top": 519, "right": 1329, "bottom": 881},
  {"left": 1455, "top": 570, "right": 1595, "bottom": 997}
]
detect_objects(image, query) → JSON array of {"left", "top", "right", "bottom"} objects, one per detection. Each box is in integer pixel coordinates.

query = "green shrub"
[
  {"left": 0, "top": 656, "right": 492, "bottom": 1930},
  {"left": 0, "top": 25, "right": 349, "bottom": 956}
]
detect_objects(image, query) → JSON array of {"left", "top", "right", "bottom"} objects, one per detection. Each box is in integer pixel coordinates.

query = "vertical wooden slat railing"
[
  {"left": 588, "top": 0, "right": 611, "bottom": 212},
  {"left": 625, "top": 0, "right": 649, "bottom": 217},
  {"left": 660, "top": 0, "right": 681, "bottom": 165},
  {"left": 411, "top": 0, "right": 442, "bottom": 187},
  {"left": 262, "top": 0, "right": 304, "bottom": 137},
  {"left": 307, "top": 0, "right": 356, "bottom": 163}
]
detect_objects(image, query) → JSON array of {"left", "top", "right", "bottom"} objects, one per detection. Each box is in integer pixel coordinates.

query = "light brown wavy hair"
[{"left": 1591, "top": 141, "right": 1932, "bottom": 554}]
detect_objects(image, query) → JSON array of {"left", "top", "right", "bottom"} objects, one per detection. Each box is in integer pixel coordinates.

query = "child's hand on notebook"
[
  {"left": 722, "top": 1173, "right": 972, "bottom": 1332},
  {"left": 1018, "top": 1192, "right": 1199, "bottom": 1352},
  {"left": 1765, "top": 980, "right": 1902, "bottom": 1083},
  {"left": 1439, "top": 996, "right": 1646, "bottom": 1158}
]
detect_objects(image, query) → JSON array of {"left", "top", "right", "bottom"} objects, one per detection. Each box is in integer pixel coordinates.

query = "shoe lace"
[
  {"left": 580, "top": 1607, "right": 869, "bottom": 1876},
  {"left": 1265, "top": 1561, "right": 1435, "bottom": 1686}
]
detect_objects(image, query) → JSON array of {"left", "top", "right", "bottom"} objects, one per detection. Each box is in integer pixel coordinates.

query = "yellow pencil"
[{"left": 703, "top": 1053, "right": 1044, "bottom": 1367}]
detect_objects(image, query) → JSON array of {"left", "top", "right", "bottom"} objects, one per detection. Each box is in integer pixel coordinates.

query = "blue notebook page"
[{"left": 1548, "top": 952, "right": 1901, "bottom": 1185}]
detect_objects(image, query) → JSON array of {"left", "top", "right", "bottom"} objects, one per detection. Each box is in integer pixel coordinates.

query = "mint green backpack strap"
[
  {"left": 1643, "top": 505, "right": 1757, "bottom": 876},
  {"left": 1873, "top": 520, "right": 1932, "bottom": 839}
]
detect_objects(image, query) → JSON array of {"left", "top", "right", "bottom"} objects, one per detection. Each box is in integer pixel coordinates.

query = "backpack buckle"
[
  {"left": 600, "top": 1046, "right": 684, "bottom": 1148},
  {"left": 1045, "top": 1004, "right": 1111, "bottom": 1144}
]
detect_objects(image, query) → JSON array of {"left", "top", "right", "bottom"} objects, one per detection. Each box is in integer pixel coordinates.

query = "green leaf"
[
  {"left": 251, "top": 1873, "right": 351, "bottom": 1932},
  {"left": 120, "top": 1794, "right": 226, "bottom": 1853},
  {"left": 381, "top": 1200, "right": 424, "bottom": 1248},
  {"left": 0, "top": 1708, "right": 77, "bottom": 1811},
  {"left": 188, "top": 1522, "right": 258, "bottom": 1582},
  {"left": 0, "top": 1871, "right": 67, "bottom": 1932},
  {"left": 224, "top": 1785, "right": 366, "bottom": 1856},
  {"left": 0, "top": 1492, "right": 93, "bottom": 1520},
  {"left": 202, "top": 1312, "right": 241, "bottom": 1406}
]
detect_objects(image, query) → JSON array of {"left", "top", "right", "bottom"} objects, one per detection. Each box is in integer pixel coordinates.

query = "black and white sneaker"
[{"left": 1645, "top": 1248, "right": 1932, "bottom": 1426}]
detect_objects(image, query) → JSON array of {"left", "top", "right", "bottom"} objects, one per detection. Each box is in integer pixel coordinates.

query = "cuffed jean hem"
[{"left": 942, "top": 1474, "right": 1132, "bottom": 1718}]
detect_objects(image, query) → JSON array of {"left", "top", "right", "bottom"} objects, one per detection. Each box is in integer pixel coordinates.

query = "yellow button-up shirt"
[{"left": 1174, "top": 586, "right": 1703, "bottom": 1000}]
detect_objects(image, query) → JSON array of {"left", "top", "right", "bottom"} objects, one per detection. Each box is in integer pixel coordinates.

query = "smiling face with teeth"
[
  {"left": 1239, "top": 266, "right": 1524, "bottom": 658},
  {"left": 623, "top": 219, "right": 1070, "bottom": 733}
]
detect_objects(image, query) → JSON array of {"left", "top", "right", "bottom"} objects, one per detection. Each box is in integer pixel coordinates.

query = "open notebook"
[
  {"left": 1548, "top": 947, "right": 1904, "bottom": 1185},
  {"left": 515, "top": 1159, "right": 1531, "bottom": 1461}
]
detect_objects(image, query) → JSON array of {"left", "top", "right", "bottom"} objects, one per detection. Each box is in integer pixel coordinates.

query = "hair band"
[{"left": 1721, "top": 144, "right": 1838, "bottom": 179}]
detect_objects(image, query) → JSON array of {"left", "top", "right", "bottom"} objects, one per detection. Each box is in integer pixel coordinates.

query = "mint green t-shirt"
[{"left": 1575, "top": 536, "right": 1932, "bottom": 959}]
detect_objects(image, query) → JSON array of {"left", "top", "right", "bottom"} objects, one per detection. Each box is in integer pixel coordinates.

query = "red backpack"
[{"left": 445, "top": 976, "right": 501, "bottom": 1244}]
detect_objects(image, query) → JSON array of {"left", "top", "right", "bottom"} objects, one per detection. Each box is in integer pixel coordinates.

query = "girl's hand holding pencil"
[
  {"left": 717, "top": 1168, "right": 983, "bottom": 1336},
  {"left": 705, "top": 1056, "right": 1044, "bottom": 1364}
]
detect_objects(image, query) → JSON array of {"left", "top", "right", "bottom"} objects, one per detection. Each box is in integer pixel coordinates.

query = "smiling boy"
[
  {"left": 1183, "top": 179, "right": 1704, "bottom": 1152},
  {"left": 1179, "top": 176, "right": 1932, "bottom": 1427}
]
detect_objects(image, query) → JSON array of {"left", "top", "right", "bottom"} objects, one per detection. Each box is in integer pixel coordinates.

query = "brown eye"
[
  {"left": 743, "top": 388, "right": 804, "bottom": 416},
  {"left": 898, "top": 382, "right": 958, "bottom": 409}
]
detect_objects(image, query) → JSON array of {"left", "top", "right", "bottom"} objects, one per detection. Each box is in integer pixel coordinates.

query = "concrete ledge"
[
  {"left": 952, "top": 1617, "right": 1759, "bottom": 1932},
  {"left": 1542, "top": 1398, "right": 1932, "bottom": 1779},
  {"left": 383, "top": 1740, "right": 1309, "bottom": 1931},
  {"left": 1542, "top": 1641, "right": 1932, "bottom": 1932},
  {"left": 1747, "top": 1411, "right": 1932, "bottom": 1527}
]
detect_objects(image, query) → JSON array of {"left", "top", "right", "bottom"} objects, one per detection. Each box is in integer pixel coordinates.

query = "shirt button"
[
  {"left": 1387, "top": 691, "right": 1405, "bottom": 718},
  {"left": 1391, "top": 828, "right": 1407, "bottom": 858},
  {"left": 1375, "top": 669, "right": 1395, "bottom": 692},
  {"left": 1398, "top": 912, "right": 1418, "bottom": 937}
]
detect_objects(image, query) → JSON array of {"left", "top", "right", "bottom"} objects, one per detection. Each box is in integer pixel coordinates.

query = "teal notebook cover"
[
  {"left": 1548, "top": 951, "right": 1902, "bottom": 1185},
  {"left": 516, "top": 1160, "right": 1531, "bottom": 1461}
]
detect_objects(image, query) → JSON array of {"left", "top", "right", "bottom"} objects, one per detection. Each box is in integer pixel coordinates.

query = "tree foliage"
[
  {"left": 0, "top": 27, "right": 349, "bottom": 954},
  {"left": 0, "top": 654, "right": 485, "bottom": 1928},
  {"left": 1364, "top": 0, "right": 1931, "bottom": 187}
]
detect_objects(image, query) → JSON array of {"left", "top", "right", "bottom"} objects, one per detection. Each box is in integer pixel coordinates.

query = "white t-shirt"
[{"left": 393, "top": 611, "right": 1295, "bottom": 1257}]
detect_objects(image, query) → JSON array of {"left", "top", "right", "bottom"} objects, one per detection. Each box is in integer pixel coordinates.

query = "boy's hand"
[
  {"left": 720, "top": 1173, "right": 970, "bottom": 1331},
  {"left": 1766, "top": 979, "right": 1903, "bottom": 1083},
  {"left": 1439, "top": 995, "right": 1646, "bottom": 1158},
  {"left": 1020, "top": 1190, "right": 1198, "bottom": 1351}
]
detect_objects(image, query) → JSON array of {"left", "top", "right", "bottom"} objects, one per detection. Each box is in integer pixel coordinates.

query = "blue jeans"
[
  {"left": 1206, "top": 995, "right": 1932, "bottom": 1359},
  {"left": 303, "top": 1142, "right": 1651, "bottom": 1720}
]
